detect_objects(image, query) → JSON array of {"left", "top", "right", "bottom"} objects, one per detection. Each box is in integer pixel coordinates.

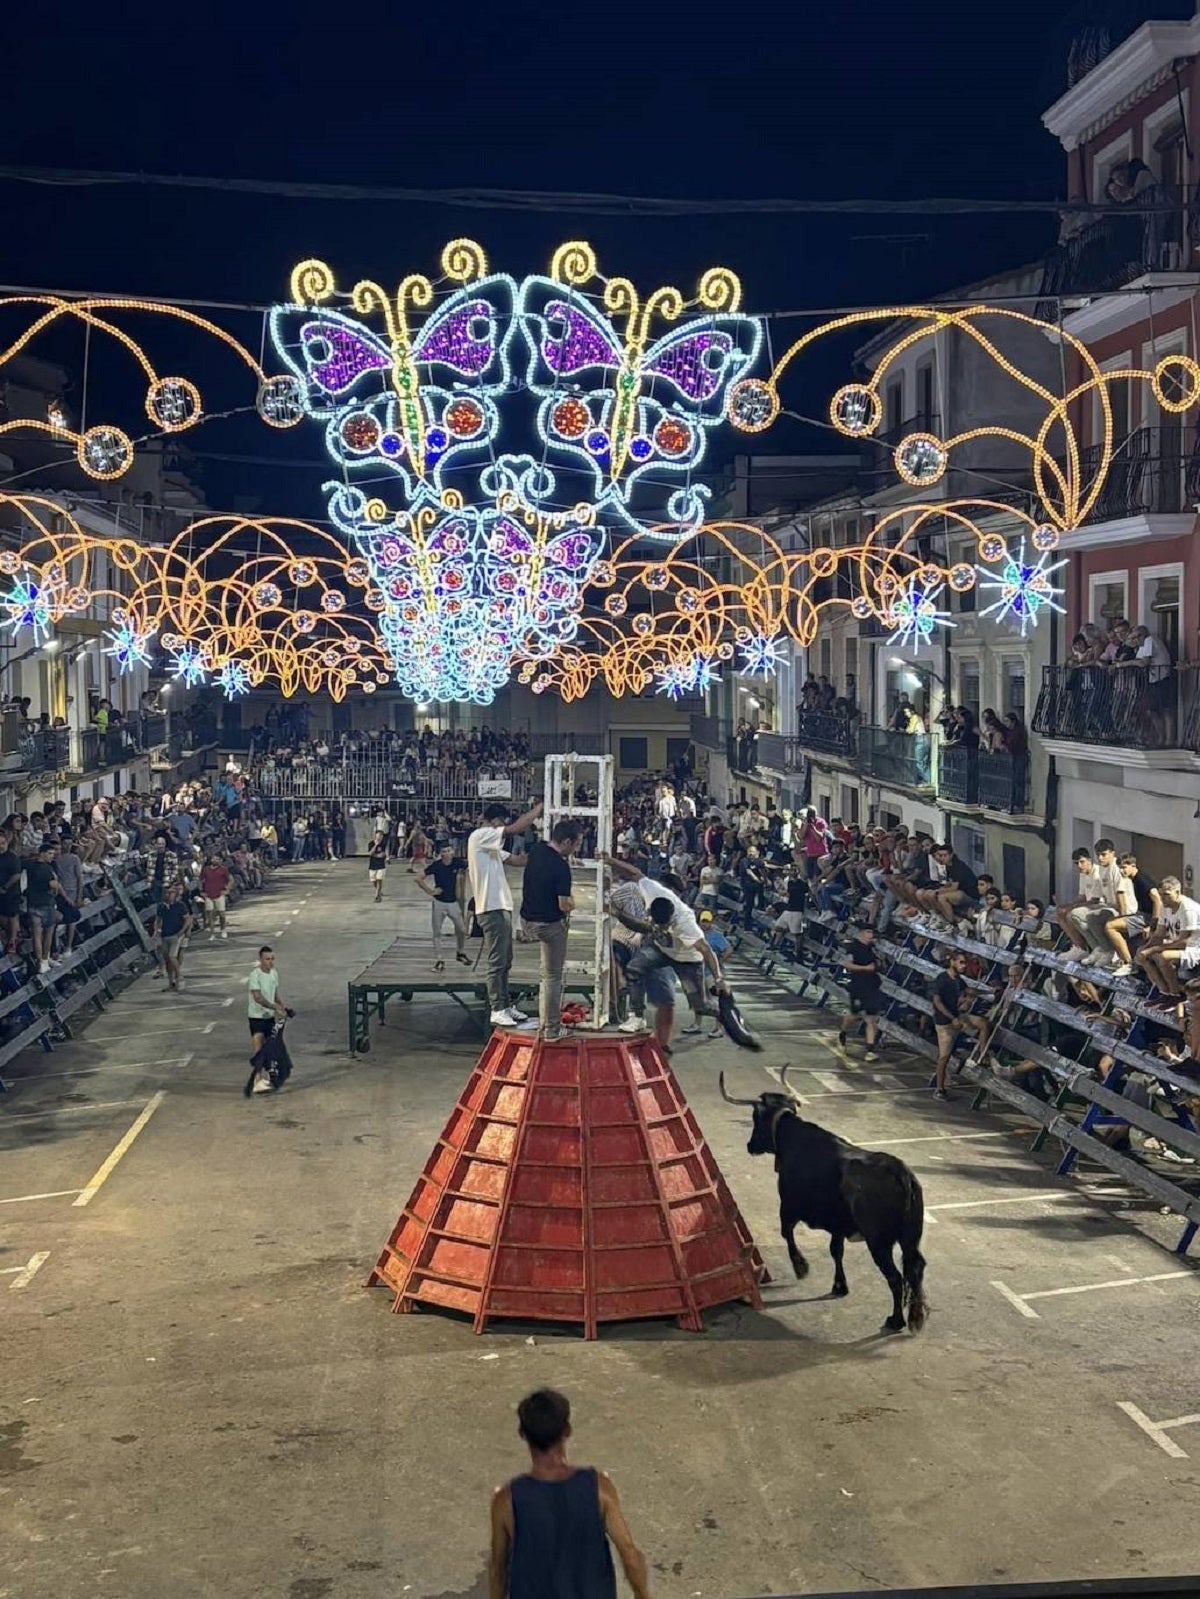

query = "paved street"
[{"left": 4, "top": 861, "right": 1200, "bottom": 1599}]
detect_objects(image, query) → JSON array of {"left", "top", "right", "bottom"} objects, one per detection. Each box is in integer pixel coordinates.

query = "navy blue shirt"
[{"left": 507, "top": 1468, "right": 616, "bottom": 1599}]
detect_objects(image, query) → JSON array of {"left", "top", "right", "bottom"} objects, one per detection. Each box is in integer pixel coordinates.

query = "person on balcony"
[
  {"left": 1001, "top": 712, "right": 1028, "bottom": 758},
  {"left": 1125, "top": 624, "right": 1174, "bottom": 747},
  {"left": 981, "top": 709, "right": 1005, "bottom": 752}
]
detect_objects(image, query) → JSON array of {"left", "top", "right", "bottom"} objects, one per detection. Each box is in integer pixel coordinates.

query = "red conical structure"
[{"left": 369, "top": 1030, "right": 767, "bottom": 1337}]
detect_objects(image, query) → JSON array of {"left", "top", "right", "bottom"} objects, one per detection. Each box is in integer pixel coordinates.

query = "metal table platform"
[{"left": 347, "top": 931, "right": 597, "bottom": 1052}]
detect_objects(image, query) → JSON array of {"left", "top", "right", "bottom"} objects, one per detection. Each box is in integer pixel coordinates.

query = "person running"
[
  {"left": 246, "top": 945, "right": 289, "bottom": 1096},
  {"left": 156, "top": 879, "right": 193, "bottom": 993},
  {"left": 200, "top": 853, "right": 231, "bottom": 940},
  {"left": 837, "top": 924, "right": 883, "bottom": 1061},
  {"left": 489, "top": 1388, "right": 650, "bottom": 1599},
  {"left": 467, "top": 799, "right": 544, "bottom": 1029},
  {"left": 520, "top": 819, "right": 583, "bottom": 1040},
  {"left": 932, "top": 951, "right": 989, "bottom": 1099},
  {"left": 419, "top": 842, "right": 470, "bottom": 969},
  {"left": 367, "top": 832, "right": 389, "bottom": 902}
]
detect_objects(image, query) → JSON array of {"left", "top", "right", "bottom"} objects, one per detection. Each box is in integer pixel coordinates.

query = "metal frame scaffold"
[{"left": 543, "top": 752, "right": 614, "bottom": 1029}]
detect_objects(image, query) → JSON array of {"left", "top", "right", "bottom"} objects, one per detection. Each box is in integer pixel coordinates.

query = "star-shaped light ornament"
[
  {"left": 884, "top": 578, "right": 953, "bottom": 652},
  {"left": 104, "top": 621, "right": 155, "bottom": 674},
  {"left": 739, "top": 632, "right": 787, "bottom": 678},
  {"left": 171, "top": 643, "right": 209, "bottom": 687},
  {"left": 976, "top": 539, "right": 1066, "bottom": 636}
]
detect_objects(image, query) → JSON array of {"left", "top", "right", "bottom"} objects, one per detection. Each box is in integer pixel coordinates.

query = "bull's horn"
[
  {"left": 718, "top": 1071, "right": 758, "bottom": 1106},
  {"left": 778, "top": 1063, "right": 796, "bottom": 1094}
]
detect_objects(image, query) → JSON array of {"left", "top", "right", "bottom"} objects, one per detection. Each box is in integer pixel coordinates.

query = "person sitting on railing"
[
  {"left": 1134, "top": 876, "right": 1200, "bottom": 1001},
  {"left": 1055, "top": 840, "right": 1125, "bottom": 965},
  {"left": 1102, "top": 854, "right": 1163, "bottom": 978}
]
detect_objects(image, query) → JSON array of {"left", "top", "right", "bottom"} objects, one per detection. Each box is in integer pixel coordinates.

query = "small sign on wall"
[{"left": 478, "top": 778, "right": 513, "bottom": 799}]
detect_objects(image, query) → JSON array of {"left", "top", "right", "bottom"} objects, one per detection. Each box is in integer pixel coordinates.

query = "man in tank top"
[{"left": 489, "top": 1388, "right": 650, "bottom": 1599}]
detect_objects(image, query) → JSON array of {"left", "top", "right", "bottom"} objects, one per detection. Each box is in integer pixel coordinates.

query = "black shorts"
[
  {"left": 0, "top": 894, "right": 19, "bottom": 918},
  {"left": 249, "top": 1017, "right": 276, "bottom": 1037},
  {"left": 849, "top": 986, "right": 881, "bottom": 1017},
  {"left": 55, "top": 895, "right": 81, "bottom": 925}
]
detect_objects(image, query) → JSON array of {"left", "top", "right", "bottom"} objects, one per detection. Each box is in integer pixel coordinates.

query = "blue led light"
[{"left": 976, "top": 538, "right": 1066, "bottom": 637}]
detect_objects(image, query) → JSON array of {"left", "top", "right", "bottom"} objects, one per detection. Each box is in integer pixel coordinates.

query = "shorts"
[
  {"left": 369, "top": 868, "right": 386, "bottom": 883},
  {"left": 28, "top": 903, "right": 57, "bottom": 931},
  {"left": 0, "top": 893, "right": 20, "bottom": 918},
  {"left": 1121, "top": 913, "right": 1148, "bottom": 936},
  {"left": 55, "top": 895, "right": 81, "bottom": 925},
  {"left": 935, "top": 1020, "right": 962, "bottom": 1048},
  {"left": 161, "top": 933, "right": 185, "bottom": 959},
  {"left": 613, "top": 940, "right": 677, "bottom": 1006},
  {"left": 248, "top": 1016, "right": 276, "bottom": 1038},
  {"left": 849, "top": 986, "right": 881, "bottom": 1017},
  {"left": 204, "top": 895, "right": 227, "bottom": 913},
  {"left": 775, "top": 910, "right": 804, "bottom": 937},
  {"left": 1181, "top": 945, "right": 1200, "bottom": 974}
]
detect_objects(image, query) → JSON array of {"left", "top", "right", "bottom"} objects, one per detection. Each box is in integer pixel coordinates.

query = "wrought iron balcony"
[
  {"left": 795, "top": 709, "right": 858, "bottom": 759},
  {"left": 1078, "top": 426, "right": 1199, "bottom": 524},
  {"left": 1037, "top": 183, "right": 1197, "bottom": 307},
  {"left": 689, "top": 714, "right": 729, "bottom": 752},
  {"left": 857, "top": 724, "right": 932, "bottom": 790},
  {"left": 938, "top": 743, "right": 978, "bottom": 805},
  {"left": 978, "top": 749, "right": 1031, "bottom": 813},
  {"left": 754, "top": 732, "right": 806, "bottom": 774},
  {"left": 1032, "top": 662, "right": 1197, "bottom": 751},
  {"left": 18, "top": 727, "right": 70, "bottom": 773}
]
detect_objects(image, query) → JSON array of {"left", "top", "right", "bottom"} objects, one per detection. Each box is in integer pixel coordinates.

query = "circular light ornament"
[
  {"left": 830, "top": 384, "right": 880, "bottom": 437},
  {"left": 728, "top": 378, "right": 779, "bottom": 434},
  {"left": 147, "top": 377, "right": 201, "bottom": 431},
  {"left": 257, "top": 374, "right": 306, "bottom": 428},
  {"left": 895, "top": 432, "right": 947, "bottom": 486},
  {"left": 79, "top": 426, "right": 133, "bottom": 481}
]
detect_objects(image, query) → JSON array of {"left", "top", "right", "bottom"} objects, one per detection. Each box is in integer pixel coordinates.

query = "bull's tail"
[{"left": 900, "top": 1171, "right": 928, "bottom": 1332}]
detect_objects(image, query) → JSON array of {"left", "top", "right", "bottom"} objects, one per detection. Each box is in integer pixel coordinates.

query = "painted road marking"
[
  {"left": 78, "top": 1026, "right": 211, "bottom": 1042},
  {"left": 929, "top": 1190, "right": 1094, "bottom": 1214},
  {"left": 1117, "top": 1402, "right": 1200, "bottom": 1459},
  {"left": 221, "top": 997, "right": 234, "bottom": 1008},
  {"left": 73, "top": 1091, "right": 167, "bottom": 1207},
  {"left": 0, "top": 1188, "right": 82, "bottom": 1205},
  {"left": 992, "top": 1270, "right": 1197, "bottom": 1319},
  {"left": 877, "top": 1130, "right": 1011, "bottom": 1148},
  {"left": 1, "top": 1098, "right": 146, "bottom": 1120},
  {"left": 202, "top": 1022, "right": 215, "bottom": 1034},
  {"left": 5, "top": 1251, "right": 50, "bottom": 1290},
  {"left": 809, "top": 1070, "right": 853, "bottom": 1094}
]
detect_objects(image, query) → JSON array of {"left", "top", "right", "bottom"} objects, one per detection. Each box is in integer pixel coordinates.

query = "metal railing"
[
  {"left": 1078, "top": 425, "right": 1198, "bottom": 523},
  {"left": 1037, "top": 181, "right": 1197, "bottom": 306},
  {"left": 754, "top": 732, "right": 805, "bottom": 773},
  {"left": 18, "top": 727, "right": 70, "bottom": 773},
  {"left": 689, "top": 714, "right": 729, "bottom": 751},
  {"left": 527, "top": 732, "right": 605, "bottom": 758},
  {"left": 794, "top": 709, "right": 858, "bottom": 758},
  {"left": 978, "top": 747, "right": 1031, "bottom": 812},
  {"left": 255, "top": 761, "right": 538, "bottom": 802},
  {"left": 1032, "top": 662, "right": 1195, "bottom": 750},
  {"left": 938, "top": 742, "right": 978, "bottom": 804},
  {"left": 857, "top": 724, "right": 932, "bottom": 789}
]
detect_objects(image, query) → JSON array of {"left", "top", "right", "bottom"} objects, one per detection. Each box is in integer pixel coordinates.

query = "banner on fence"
[{"left": 478, "top": 778, "right": 513, "bottom": 799}]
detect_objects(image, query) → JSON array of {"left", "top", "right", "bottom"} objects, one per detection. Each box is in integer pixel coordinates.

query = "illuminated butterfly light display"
[{"left": 266, "top": 240, "right": 764, "bottom": 702}]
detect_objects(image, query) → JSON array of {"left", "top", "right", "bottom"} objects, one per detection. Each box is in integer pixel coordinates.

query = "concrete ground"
[{"left": 3, "top": 860, "right": 1200, "bottom": 1599}]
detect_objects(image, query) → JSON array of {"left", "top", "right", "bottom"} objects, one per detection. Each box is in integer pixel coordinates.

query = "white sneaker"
[
  {"left": 251, "top": 1074, "right": 272, "bottom": 1094},
  {"left": 38, "top": 960, "right": 50, "bottom": 975},
  {"left": 489, "top": 1007, "right": 521, "bottom": 1026},
  {"left": 209, "top": 934, "right": 216, "bottom": 942},
  {"left": 618, "top": 1015, "right": 647, "bottom": 1033},
  {"left": 1111, "top": 962, "right": 1133, "bottom": 978},
  {"left": 220, "top": 931, "right": 228, "bottom": 940},
  {"left": 508, "top": 1006, "right": 529, "bottom": 1022}
]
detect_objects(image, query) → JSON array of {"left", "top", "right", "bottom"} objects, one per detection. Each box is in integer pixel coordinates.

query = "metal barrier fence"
[
  {"left": 255, "top": 761, "right": 539, "bottom": 803},
  {"left": 1032, "top": 663, "right": 1196, "bottom": 750}
]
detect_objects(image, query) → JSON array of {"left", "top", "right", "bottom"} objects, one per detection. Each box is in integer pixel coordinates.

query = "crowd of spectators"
[{"left": 1059, "top": 618, "right": 1176, "bottom": 744}]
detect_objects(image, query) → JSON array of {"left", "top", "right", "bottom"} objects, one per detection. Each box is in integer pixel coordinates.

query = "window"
[
  {"left": 666, "top": 737, "right": 690, "bottom": 768},
  {"left": 886, "top": 378, "right": 904, "bottom": 436},
  {"left": 840, "top": 784, "right": 860, "bottom": 825},
  {"left": 1001, "top": 660, "right": 1026, "bottom": 719},
  {"left": 1089, "top": 573, "right": 1128, "bottom": 626},
  {"left": 819, "top": 637, "right": 832, "bottom": 677},
  {"left": 952, "top": 823, "right": 987, "bottom": 874},
  {"left": 844, "top": 638, "right": 858, "bottom": 695},
  {"left": 916, "top": 362, "right": 935, "bottom": 428},
  {"left": 618, "top": 737, "right": 648, "bottom": 770},
  {"left": 959, "top": 660, "right": 981, "bottom": 720},
  {"left": 1001, "top": 844, "right": 1026, "bottom": 904}
]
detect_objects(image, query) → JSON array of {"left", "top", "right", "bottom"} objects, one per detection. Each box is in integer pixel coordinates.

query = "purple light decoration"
[
  {"left": 543, "top": 302, "right": 621, "bottom": 374},
  {"left": 413, "top": 301, "right": 495, "bottom": 375},
  {"left": 545, "top": 531, "right": 592, "bottom": 570},
  {"left": 645, "top": 330, "right": 734, "bottom": 403},
  {"left": 301, "top": 321, "right": 389, "bottom": 393}
]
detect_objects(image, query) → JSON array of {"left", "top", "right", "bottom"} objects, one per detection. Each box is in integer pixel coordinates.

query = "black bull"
[{"left": 721, "top": 1068, "right": 928, "bottom": 1333}]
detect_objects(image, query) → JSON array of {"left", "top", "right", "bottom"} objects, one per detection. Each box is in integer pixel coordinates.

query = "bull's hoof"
[
  {"left": 791, "top": 1256, "right": 809, "bottom": 1280},
  {"left": 882, "top": 1314, "right": 906, "bottom": 1334},
  {"left": 831, "top": 1281, "right": 850, "bottom": 1298}
]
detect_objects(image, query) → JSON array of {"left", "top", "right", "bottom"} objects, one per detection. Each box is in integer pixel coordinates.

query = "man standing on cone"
[
  {"left": 467, "top": 798, "right": 543, "bottom": 1029},
  {"left": 489, "top": 1388, "right": 650, "bottom": 1599},
  {"left": 520, "top": 819, "right": 582, "bottom": 1040}
]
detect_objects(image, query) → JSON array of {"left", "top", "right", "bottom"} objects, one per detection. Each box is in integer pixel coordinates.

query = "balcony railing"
[
  {"left": 857, "top": 724, "right": 932, "bottom": 790},
  {"left": 256, "top": 761, "right": 536, "bottom": 803},
  {"left": 1032, "top": 662, "right": 1197, "bottom": 751},
  {"left": 18, "top": 727, "right": 70, "bottom": 773},
  {"left": 754, "top": 732, "right": 805, "bottom": 773},
  {"left": 1037, "top": 182, "right": 1198, "bottom": 306},
  {"left": 689, "top": 714, "right": 729, "bottom": 752},
  {"left": 527, "top": 732, "right": 605, "bottom": 758},
  {"left": 938, "top": 742, "right": 978, "bottom": 804},
  {"left": 1078, "top": 425, "right": 1198, "bottom": 524},
  {"left": 978, "top": 748, "right": 1031, "bottom": 812},
  {"left": 795, "top": 709, "right": 858, "bottom": 758}
]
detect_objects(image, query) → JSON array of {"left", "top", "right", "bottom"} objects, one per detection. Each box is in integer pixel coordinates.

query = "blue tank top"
[{"left": 507, "top": 1467, "right": 617, "bottom": 1599}]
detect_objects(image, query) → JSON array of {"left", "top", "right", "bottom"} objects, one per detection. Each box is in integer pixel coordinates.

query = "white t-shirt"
[
  {"left": 656, "top": 792, "right": 677, "bottom": 822},
  {"left": 1161, "top": 895, "right": 1200, "bottom": 947},
  {"left": 1077, "top": 865, "right": 1103, "bottom": 904},
  {"left": 468, "top": 824, "right": 511, "bottom": 913},
  {"left": 635, "top": 876, "right": 704, "bottom": 963},
  {"left": 247, "top": 964, "right": 280, "bottom": 1019},
  {"left": 699, "top": 864, "right": 722, "bottom": 893},
  {"left": 1137, "top": 633, "right": 1171, "bottom": 682},
  {"left": 1094, "top": 860, "right": 1125, "bottom": 910}
]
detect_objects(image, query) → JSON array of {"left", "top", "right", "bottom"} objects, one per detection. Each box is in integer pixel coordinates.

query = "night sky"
[{"left": 2, "top": 0, "right": 1192, "bottom": 516}]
